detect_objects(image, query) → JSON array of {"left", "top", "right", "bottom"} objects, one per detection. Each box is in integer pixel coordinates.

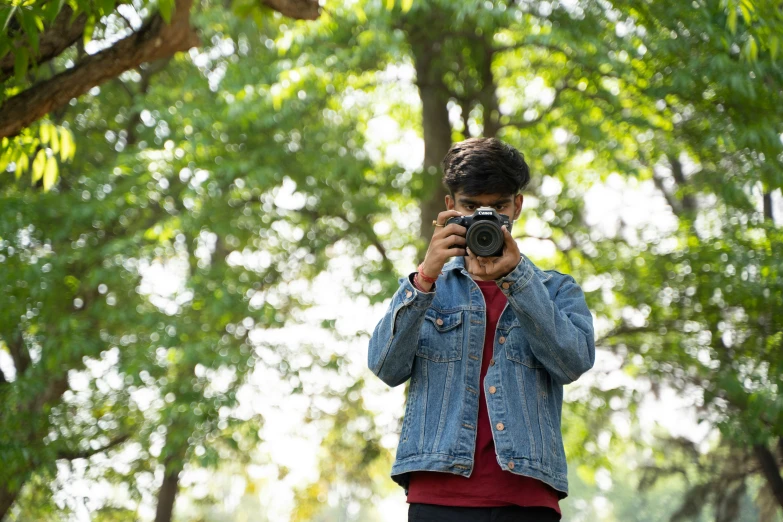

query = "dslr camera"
[{"left": 446, "top": 207, "right": 512, "bottom": 257}]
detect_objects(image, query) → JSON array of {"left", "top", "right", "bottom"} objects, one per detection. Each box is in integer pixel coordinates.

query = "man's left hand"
[{"left": 465, "top": 225, "right": 522, "bottom": 280}]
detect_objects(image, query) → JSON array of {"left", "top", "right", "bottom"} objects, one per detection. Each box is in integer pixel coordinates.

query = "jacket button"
[
  {"left": 489, "top": 359, "right": 495, "bottom": 366},
  {"left": 501, "top": 282, "right": 511, "bottom": 290},
  {"left": 405, "top": 290, "right": 412, "bottom": 298},
  {"left": 498, "top": 336, "right": 506, "bottom": 344},
  {"left": 436, "top": 318, "right": 444, "bottom": 326},
  {"left": 496, "top": 422, "right": 504, "bottom": 431},
  {"left": 508, "top": 461, "right": 515, "bottom": 469},
  {"left": 489, "top": 386, "right": 496, "bottom": 394}
]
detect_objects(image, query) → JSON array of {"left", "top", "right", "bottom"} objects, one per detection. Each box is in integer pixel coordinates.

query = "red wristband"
[
  {"left": 417, "top": 263, "right": 440, "bottom": 284},
  {"left": 412, "top": 273, "right": 428, "bottom": 292}
]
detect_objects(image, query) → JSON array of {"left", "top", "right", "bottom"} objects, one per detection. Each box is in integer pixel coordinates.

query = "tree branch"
[
  {"left": 652, "top": 168, "right": 684, "bottom": 216},
  {"left": 6, "top": 330, "right": 31, "bottom": 379},
  {"left": 0, "top": 0, "right": 200, "bottom": 140},
  {"left": 763, "top": 191, "right": 773, "bottom": 222},
  {"left": 261, "top": 0, "right": 321, "bottom": 20},
  {"left": 0, "top": 6, "right": 88, "bottom": 83},
  {"left": 753, "top": 443, "right": 783, "bottom": 508},
  {"left": 669, "top": 155, "right": 697, "bottom": 212},
  {"left": 57, "top": 433, "right": 131, "bottom": 461}
]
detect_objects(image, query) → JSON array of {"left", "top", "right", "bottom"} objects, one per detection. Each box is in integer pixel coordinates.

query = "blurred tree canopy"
[{"left": 2, "top": 0, "right": 782, "bottom": 521}]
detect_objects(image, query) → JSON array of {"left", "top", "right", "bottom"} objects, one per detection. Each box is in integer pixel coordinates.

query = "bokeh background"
[{"left": 1, "top": 0, "right": 782, "bottom": 520}]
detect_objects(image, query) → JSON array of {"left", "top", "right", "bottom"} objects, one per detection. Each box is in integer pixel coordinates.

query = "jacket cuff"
[
  {"left": 495, "top": 255, "right": 535, "bottom": 294},
  {"left": 398, "top": 273, "right": 436, "bottom": 308}
]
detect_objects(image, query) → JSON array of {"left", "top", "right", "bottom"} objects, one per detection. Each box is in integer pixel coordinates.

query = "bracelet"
[
  {"left": 417, "top": 263, "right": 441, "bottom": 284},
  {"left": 412, "top": 273, "right": 428, "bottom": 292}
]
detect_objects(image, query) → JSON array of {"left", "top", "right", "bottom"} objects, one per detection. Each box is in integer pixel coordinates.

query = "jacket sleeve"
[
  {"left": 367, "top": 273, "right": 435, "bottom": 387},
  {"left": 496, "top": 256, "right": 595, "bottom": 386}
]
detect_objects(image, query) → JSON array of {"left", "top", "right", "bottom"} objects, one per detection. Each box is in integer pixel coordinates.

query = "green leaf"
[
  {"left": 43, "top": 0, "right": 62, "bottom": 23},
  {"left": 15, "top": 151, "right": 28, "bottom": 178},
  {"left": 40, "top": 122, "right": 51, "bottom": 144},
  {"left": 43, "top": 155, "right": 58, "bottom": 192},
  {"left": 83, "top": 15, "right": 96, "bottom": 46},
  {"left": 771, "top": 36, "right": 779, "bottom": 61},
  {"left": 49, "top": 125, "right": 60, "bottom": 155},
  {"left": 401, "top": 0, "right": 413, "bottom": 13},
  {"left": 739, "top": 3, "right": 751, "bottom": 25},
  {"left": 1, "top": 6, "right": 17, "bottom": 34},
  {"left": 14, "top": 46, "right": 29, "bottom": 83},
  {"left": 727, "top": 8, "right": 737, "bottom": 34},
  {"left": 0, "top": 146, "right": 14, "bottom": 173},
  {"left": 743, "top": 35, "right": 758, "bottom": 61},
  {"left": 100, "top": 0, "right": 115, "bottom": 16},
  {"left": 18, "top": 7, "right": 40, "bottom": 56},
  {"left": 59, "top": 128, "right": 75, "bottom": 161},
  {"left": 385, "top": 0, "right": 395, "bottom": 11},
  {"left": 159, "top": 0, "right": 174, "bottom": 24},
  {"left": 31, "top": 149, "right": 46, "bottom": 184}
]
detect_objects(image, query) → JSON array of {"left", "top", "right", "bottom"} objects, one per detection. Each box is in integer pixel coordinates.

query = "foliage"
[{"left": 2, "top": 0, "right": 783, "bottom": 519}]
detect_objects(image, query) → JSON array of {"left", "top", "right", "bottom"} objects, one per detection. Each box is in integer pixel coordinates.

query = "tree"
[
  {"left": 0, "top": 0, "right": 319, "bottom": 190},
  {"left": 3, "top": 0, "right": 782, "bottom": 519}
]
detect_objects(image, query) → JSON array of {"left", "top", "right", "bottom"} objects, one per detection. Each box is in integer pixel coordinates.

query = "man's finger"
[
  {"left": 435, "top": 209, "right": 463, "bottom": 227},
  {"left": 502, "top": 225, "right": 512, "bottom": 244}
]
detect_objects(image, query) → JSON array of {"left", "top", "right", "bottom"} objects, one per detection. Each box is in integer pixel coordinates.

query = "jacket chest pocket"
[
  {"left": 416, "top": 309, "right": 464, "bottom": 362},
  {"left": 502, "top": 325, "right": 543, "bottom": 369}
]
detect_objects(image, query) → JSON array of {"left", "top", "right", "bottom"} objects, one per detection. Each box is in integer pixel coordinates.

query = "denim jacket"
[{"left": 367, "top": 254, "right": 595, "bottom": 498}]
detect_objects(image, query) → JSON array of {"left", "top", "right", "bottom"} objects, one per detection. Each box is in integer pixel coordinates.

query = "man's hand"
[
  {"left": 465, "top": 225, "right": 521, "bottom": 280},
  {"left": 420, "top": 210, "right": 467, "bottom": 284}
]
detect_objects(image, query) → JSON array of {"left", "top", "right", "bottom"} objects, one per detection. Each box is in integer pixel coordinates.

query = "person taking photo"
[{"left": 368, "top": 137, "right": 596, "bottom": 522}]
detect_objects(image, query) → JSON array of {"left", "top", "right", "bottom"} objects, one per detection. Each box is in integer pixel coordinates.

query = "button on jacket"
[{"left": 367, "top": 254, "right": 595, "bottom": 498}]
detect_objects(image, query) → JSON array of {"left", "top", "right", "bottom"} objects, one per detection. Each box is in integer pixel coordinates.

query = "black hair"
[{"left": 441, "top": 137, "right": 531, "bottom": 196}]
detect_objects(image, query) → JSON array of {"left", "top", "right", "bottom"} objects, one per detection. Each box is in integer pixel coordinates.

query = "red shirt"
[{"left": 407, "top": 279, "right": 562, "bottom": 514}]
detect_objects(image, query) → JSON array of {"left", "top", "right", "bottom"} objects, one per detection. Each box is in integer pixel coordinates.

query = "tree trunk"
[
  {"left": 154, "top": 454, "right": 184, "bottom": 522},
  {"left": 406, "top": 27, "right": 455, "bottom": 246},
  {"left": 763, "top": 191, "right": 773, "bottom": 222},
  {"left": 0, "top": 485, "right": 20, "bottom": 521},
  {"left": 753, "top": 442, "right": 783, "bottom": 509},
  {"left": 478, "top": 36, "right": 500, "bottom": 139}
]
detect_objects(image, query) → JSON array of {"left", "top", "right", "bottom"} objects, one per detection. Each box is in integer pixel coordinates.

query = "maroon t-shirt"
[{"left": 407, "top": 279, "right": 562, "bottom": 515}]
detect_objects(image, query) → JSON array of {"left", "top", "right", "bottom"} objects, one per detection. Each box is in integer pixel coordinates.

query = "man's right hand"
[{"left": 420, "top": 210, "right": 467, "bottom": 285}]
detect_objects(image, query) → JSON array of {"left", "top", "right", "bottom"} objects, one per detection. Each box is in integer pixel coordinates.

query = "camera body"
[{"left": 446, "top": 207, "right": 512, "bottom": 257}]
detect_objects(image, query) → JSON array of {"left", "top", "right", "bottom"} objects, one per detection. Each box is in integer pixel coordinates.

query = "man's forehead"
[{"left": 455, "top": 192, "right": 515, "bottom": 204}]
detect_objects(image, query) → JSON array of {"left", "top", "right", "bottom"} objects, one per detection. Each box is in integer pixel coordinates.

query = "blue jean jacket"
[{"left": 367, "top": 254, "right": 595, "bottom": 498}]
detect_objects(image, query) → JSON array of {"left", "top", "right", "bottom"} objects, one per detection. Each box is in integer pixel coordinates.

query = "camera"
[{"left": 446, "top": 207, "right": 512, "bottom": 257}]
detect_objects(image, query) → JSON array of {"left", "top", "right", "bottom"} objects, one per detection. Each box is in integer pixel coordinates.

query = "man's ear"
[
  {"left": 445, "top": 194, "right": 455, "bottom": 210},
  {"left": 513, "top": 194, "right": 523, "bottom": 220}
]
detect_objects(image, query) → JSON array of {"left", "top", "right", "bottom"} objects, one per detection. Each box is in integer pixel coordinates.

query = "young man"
[{"left": 367, "top": 138, "right": 595, "bottom": 521}]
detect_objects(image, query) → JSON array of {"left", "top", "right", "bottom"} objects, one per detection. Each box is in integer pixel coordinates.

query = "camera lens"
[
  {"left": 466, "top": 221, "right": 503, "bottom": 257},
  {"left": 477, "top": 231, "right": 493, "bottom": 247}
]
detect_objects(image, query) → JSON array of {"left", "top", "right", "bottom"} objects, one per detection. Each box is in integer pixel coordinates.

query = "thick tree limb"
[
  {"left": 653, "top": 169, "right": 683, "bottom": 215},
  {"left": 262, "top": 0, "right": 320, "bottom": 20},
  {"left": 753, "top": 443, "right": 783, "bottom": 508},
  {"left": 7, "top": 329, "right": 31, "bottom": 379},
  {"left": 669, "top": 155, "right": 697, "bottom": 212},
  {"left": 154, "top": 450, "right": 186, "bottom": 522},
  {"left": 0, "top": 6, "right": 88, "bottom": 83},
  {"left": 479, "top": 35, "right": 500, "bottom": 138},
  {"left": 0, "top": 0, "right": 200, "bottom": 140},
  {"left": 763, "top": 191, "right": 773, "bottom": 221},
  {"left": 0, "top": 0, "right": 321, "bottom": 139}
]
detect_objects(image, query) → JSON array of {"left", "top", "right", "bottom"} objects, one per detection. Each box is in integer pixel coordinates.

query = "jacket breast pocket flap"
[
  {"left": 502, "top": 326, "right": 543, "bottom": 368},
  {"left": 416, "top": 310, "right": 463, "bottom": 362}
]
